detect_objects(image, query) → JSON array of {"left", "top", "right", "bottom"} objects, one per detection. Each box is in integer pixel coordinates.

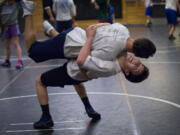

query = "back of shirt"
[
  {"left": 91, "top": 23, "right": 129, "bottom": 61},
  {"left": 53, "top": 0, "right": 76, "bottom": 21},
  {"left": 64, "top": 23, "right": 129, "bottom": 61},
  {"left": 165, "top": 0, "right": 177, "bottom": 11}
]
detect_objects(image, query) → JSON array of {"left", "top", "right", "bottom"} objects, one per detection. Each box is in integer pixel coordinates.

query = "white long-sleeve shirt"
[
  {"left": 67, "top": 56, "right": 121, "bottom": 81},
  {"left": 53, "top": 0, "right": 76, "bottom": 21}
]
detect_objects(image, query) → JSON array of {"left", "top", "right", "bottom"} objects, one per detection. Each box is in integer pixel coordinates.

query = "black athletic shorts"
[{"left": 40, "top": 63, "right": 87, "bottom": 87}]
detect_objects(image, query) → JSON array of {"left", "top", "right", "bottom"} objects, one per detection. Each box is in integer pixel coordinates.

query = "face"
[{"left": 124, "top": 55, "right": 144, "bottom": 75}]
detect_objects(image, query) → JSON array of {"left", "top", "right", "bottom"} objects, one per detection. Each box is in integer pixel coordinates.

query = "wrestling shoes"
[
  {"left": 85, "top": 107, "right": 101, "bottom": 120},
  {"left": 33, "top": 116, "right": 54, "bottom": 129}
]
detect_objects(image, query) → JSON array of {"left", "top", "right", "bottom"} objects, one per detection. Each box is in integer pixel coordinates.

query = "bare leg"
[
  {"left": 73, "top": 83, "right": 101, "bottom": 120},
  {"left": 12, "top": 36, "right": 22, "bottom": 60},
  {"left": 24, "top": 15, "right": 36, "bottom": 51},
  {"left": 49, "top": 29, "right": 59, "bottom": 37},
  {"left": 4, "top": 39, "right": 11, "bottom": 60},
  {"left": 33, "top": 76, "right": 54, "bottom": 129},
  {"left": 36, "top": 76, "right": 48, "bottom": 105},
  {"left": 169, "top": 25, "right": 176, "bottom": 36},
  {"left": 73, "top": 83, "right": 87, "bottom": 98}
]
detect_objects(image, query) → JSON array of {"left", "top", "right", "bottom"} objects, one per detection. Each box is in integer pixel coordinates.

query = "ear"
[{"left": 124, "top": 69, "right": 130, "bottom": 76}]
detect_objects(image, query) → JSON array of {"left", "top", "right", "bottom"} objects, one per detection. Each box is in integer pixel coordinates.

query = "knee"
[
  {"left": 36, "top": 76, "right": 44, "bottom": 86},
  {"left": 13, "top": 43, "right": 20, "bottom": 49}
]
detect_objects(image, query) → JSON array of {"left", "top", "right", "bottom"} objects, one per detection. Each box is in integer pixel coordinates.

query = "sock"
[
  {"left": 43, "top": 20, "right": 54, "bottom": 35},
  {"left": 40, "top": 104, "right": 51, "bottom": 121},
  {"left": 81, "top": 97, "right": 93, "bottom": 109}
]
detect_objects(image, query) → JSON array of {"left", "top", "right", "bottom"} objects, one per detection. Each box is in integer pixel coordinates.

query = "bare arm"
[
  {"left": 45, "top": 7, "right": 55, "bottom": 23},
  {"left": 91, "top": 0, "right": 99, "bottom": 10},
  {"left": 176, "top": 0, "right": 180, "bottom": 12},
  {"left": 76, "top": 26, "right": 96, "bottom": 67},
  {"left": 88, "top": 23, "right": 111, "bottom": 29}
]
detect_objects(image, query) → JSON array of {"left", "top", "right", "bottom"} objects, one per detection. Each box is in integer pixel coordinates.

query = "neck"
[{"left": 126, "top": 38, "right": 134, "bottom": 52}]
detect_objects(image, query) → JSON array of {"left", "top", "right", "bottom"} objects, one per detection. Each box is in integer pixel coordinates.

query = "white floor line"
[
  {"left": 157, "top": 45, "right": 180, "bottom": 49},
  {"left": 1, "top": 61, "right": 180, "bottom": 72},
  {"left": 10, "top": 120, "right": 85, "bottom": 126},
  {"left": 0, "top": 57, "right": 31, "bottom": 61},
  {"left": 25, "top": 64, "right": 60, "bottom": 69},
  {"left": 119, "top": 73, "right": 140, "bottom": 135},
  {"left": 156, "top": 49, "right": 180, "bottom": 54},
  {"left": 0, "top": 61, "right": 33, "bottom": 95},
  {"left": 0, "top": 92, "right": 180, "bottom": 109},
  {"left": 6, "top": 127, "right": 86, "bottom": 133},
  {"left": 145, "top": 61, "right": 180, "bottom": 64}
]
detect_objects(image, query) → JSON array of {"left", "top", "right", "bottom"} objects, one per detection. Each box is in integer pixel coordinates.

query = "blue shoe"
[{"left": 33, "top": 117, "right": 54, "bottom": 129}]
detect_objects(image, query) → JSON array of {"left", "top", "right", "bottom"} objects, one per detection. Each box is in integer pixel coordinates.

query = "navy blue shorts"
[
  {"left": 165, "top": 9, "right": 177, "bottom": 25},
  {"left": 28, "top": 28, "right": 73, "bottom": 63},
  {"left": 145, "top": 6, "right": 153, "bottom": 17},
  {"left": 56, "top": 20, "right": 73, "bottom": 33},
  {"left": 41, "top": 63, "right": 86, "bottom": 87}
]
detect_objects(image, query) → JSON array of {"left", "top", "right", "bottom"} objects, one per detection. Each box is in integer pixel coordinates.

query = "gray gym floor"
[{"left": 0, "top": 20, "right": 180, "bottom": 135}]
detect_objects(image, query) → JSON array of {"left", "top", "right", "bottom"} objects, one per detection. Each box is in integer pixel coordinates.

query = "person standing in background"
[
  {"left": 42, "top": 0, "right": 56, "bottom": 33},
  {"left": 144, "top": 0, "right": 153, "bottom": 27},
  {"left": 0, "top": 0, "right": 23, "bottom": 69},
  {"left": 53, "top": 0, "right": 76, "bottom": 33},
  {"left": 108, "top": 0, "right": 115, "bottom": 24},
  {"left": 91, "top": 0, "right": 110, "bottom": 23},
  {"left": 165, "top": 0, "right": 180, "bottom": 40},
  {"left": 177, "top": 0, "right": 180, "bottom": 24}
]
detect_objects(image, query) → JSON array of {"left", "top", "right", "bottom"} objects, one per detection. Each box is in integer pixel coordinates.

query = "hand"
[
  {"left": 94, "top": 4, "right": 99, "bottom": 10},
  {"left": 91, "top": 0, "right": 95, "bottom": 4},
  {"left": 50, "top": 16, "right": 55, "bottom": 23},
  {"left": 86, "top": 25, "right": 97, "bottom": 39}
]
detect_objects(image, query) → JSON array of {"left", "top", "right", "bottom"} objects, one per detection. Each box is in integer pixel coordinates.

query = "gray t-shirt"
[{"left": 1, "top": 2, "right": 20, "bottom": 26}]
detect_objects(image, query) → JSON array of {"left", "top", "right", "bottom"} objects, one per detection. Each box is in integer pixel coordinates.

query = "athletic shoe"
[
  {"left": 168, "top": 35, "right": 176, "bottom": 40},
  {"left": 43, "top": 20, "right": 54, "bottom": 36},
  {"left": 85, "top": 107, "right": 101, "bottom": 120},
  {"left": 16, "top": 60, "right": 23, "bottom": 69},
  {"left": 146, "top": 21, "right": 152, "bottom": 27},
  {"left": 33, "top": 117, "right": 54, "bottom": 129},
  {"left": 1, "top": 59, "right": 11, "bottom": 67},
  {"left": 20, "top": 0, "right": 36, "bottom": 17}
]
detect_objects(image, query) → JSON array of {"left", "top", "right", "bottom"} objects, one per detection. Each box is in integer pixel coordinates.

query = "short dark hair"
[
  {"left": 123, "top": 65, "right": 149, "bottom": 83},
  {"left": 133, "top": 38, "right": 156, "bottom": 58}
]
